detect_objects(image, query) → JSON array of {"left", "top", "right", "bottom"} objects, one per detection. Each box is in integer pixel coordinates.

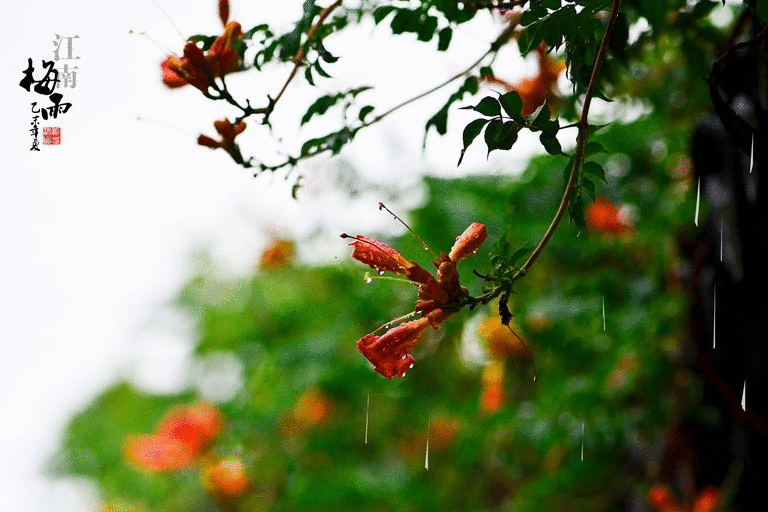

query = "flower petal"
[{"left": 357, "top": 317, "right": 430, "bottom": 379}]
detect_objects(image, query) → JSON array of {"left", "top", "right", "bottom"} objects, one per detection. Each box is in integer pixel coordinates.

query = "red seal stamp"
[{"left": 42, "top": 126, "right": 61, "bottom": 145}]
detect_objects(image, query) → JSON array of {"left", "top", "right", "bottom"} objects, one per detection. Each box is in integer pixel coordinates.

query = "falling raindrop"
[
  {"left": 713, "top": 282, "right": 716, "bottom": 350},
  {"left": 425, "top": 419, "right": 430, "bottom": 470},
  {"left": 741, "top": 380, "right": 746, "bottom": 411},
  {"left": 720, "top": 219, "right": 723, "bottom": 262},
  {"left": 602, "top": 296, "right": 606, "bottom": 332},
  {"left": 750, "top": 133, "right": 754, "bottom": 174},
  {"left": 365, "top": 392, "right": 370, "bottom": 445},
  {"left": 580, "top": 421, "right": 585, "bottom": 461},
  {"left": 695, "top": 176, "right": 701, "bottom": 227}
]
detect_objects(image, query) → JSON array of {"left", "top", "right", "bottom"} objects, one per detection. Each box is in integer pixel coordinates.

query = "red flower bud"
[
  {"left": 449, "top": 222, "right": 487, "bottom": 263},
  {"left": 197, "top": 134, "right": 222, "bottom": 148},
  {"left": 218, "top": 0, "right": 230, "bottom": 26}
]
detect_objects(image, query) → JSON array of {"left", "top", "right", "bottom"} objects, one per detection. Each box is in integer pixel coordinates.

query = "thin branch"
[
  {"left": 361, "top": 50, "right": 492, "bottom": 129},
  {"left": 519, "top": 0, "right": 622, "bottom": 274},
  {"left": 251, "top": 19, "right": 521, "bottom": 173},
  {"left": 265, "top": 0, "right": 344, "bottom": 122},
  {"left": 360, "top": 17, "right": 520, "bottom": 129}
]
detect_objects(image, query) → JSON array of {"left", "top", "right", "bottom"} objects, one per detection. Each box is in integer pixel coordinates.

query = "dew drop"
[
  {"left": 378, "top": 270, "right": 385, "bottom": 275},
  {"left": 365, "top": 276, "right": 373, "bottom": 284}
]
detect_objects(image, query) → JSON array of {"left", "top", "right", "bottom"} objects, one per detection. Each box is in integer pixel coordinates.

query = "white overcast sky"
[{"left": 0, "top": 1, "right": 551, "bottom": 511}]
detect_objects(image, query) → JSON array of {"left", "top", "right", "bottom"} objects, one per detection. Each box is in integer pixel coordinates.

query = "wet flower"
[
  {"left": 344, "top": 221, "right": 487, "bottom": 378},
  {"left": 161, "top": 22, "right": 243, "bottom": 92},
  {"left": 357, "top": 317, "right": 431, "bottom": 379}
]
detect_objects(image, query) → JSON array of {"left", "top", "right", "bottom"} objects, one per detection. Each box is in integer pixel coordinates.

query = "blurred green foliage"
[{"left": 53, "top": 109, "right": 700, "bottom": 510}]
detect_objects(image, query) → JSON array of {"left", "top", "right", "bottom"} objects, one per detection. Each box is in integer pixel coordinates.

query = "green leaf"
[
  {"left": 499, "top": 91, "right": 524, "bottom": 122},
  {"left": 391, "top": 8, "right": 419, "bottom": 34},
  {"left": 317, "top": 41, "right": 339, "bottom": 63},
  {"left": 530, "top": 103, "right": 552, "bottom": 130},
  {"left": 437, "top": 27, "right": 452, "bottom": 51},
  {"left": 582, "top": 161, "right": 606, "bottom": 182},
  {"left": 585, "top": 141, "right": 607, "bottom": 156},
  {"left": 458, "top": 118, "right": 489, "bottom": 166},
  {"left": 314, "top": 60, "right": 332, "bottom": 78},
  {"left": 358, "top": 105, "right": 374, "bottom": 122},
  {"left": 540, "top": 133, "right": 563, "bottom": 155},
  {"left": 484, "top": 120, "right": 519, "bottom": 156},
  {"left": 187, "top": 34, "right": 217, "bottom": 51},
  {"left": 474, "top": 97, "right": 501, "bottom": 117},
  {"left": 425, "top": 106, "right": 449, "bottom": 137},
  {"left": 304, "top": 66, "right": 315, "bottom": 86},
  {"left": 417, "top": 15, "right": 438, "bottom": 42},
  {"left": 582, "top": 177, "right": 596, "bottom": 198},
  {"left": 372, "top": 5, "right": 396, "bottom": 24},
  {"left": 479, "top": 66, "right": 494, "bottom": 79}
]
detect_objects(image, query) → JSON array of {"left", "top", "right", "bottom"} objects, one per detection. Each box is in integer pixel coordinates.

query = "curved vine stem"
[{"left": 518, "top": 0, "right": 622, "bottom": 275}]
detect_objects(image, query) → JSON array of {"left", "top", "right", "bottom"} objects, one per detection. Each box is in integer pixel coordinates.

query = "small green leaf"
[
  {"left": 475, "top": 97, "right": 502, "bottom": 117},
  {"left": 540, "top": 133, "right": 563, "bottom": 155},
  {"left": 582, "top": 177, "right": 596, "bottom": 198},
  {"left": 582, "top": 161, "right": 606, "bottom": 182},
  {"left": 314, "top": 60, "right": 332, "bottom": 78},
  {"left": 437, "top": 27, "right": 452, "bottom": 51},
  {"left": 187, "top": 34, "right": 217, "bottom": 51},
  {"left": 479, "top": 66, "right": 494, "bottom": 79},
  {"left": 417, "top": 15, "right": 438, "bottom": 42},
  {"left": 316, "top": 42, "right": 339, "bottom": 63},
  {"left": 304, "top": 66, "right": 315, "bottom": 86},
  {"left": 499, "top": 91, "right": 524, "bottom": 122},
  {"left": 372, "top": 5, "right": 396, "bottom": 24},
  {"left": 584, "top": 141, "right": 606, "bottom": 156},
  {"left": 458, "top": 118, "right": 488, "bottom": 166},
  {"left": 530, "top": 103, "right": 551, "bottom": 130},
  {"left": 484, "top": 120, "right": 519, "bottom": 156},
  {"left": 358, "top": 105, "right": 374, "bottom": 122}
]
